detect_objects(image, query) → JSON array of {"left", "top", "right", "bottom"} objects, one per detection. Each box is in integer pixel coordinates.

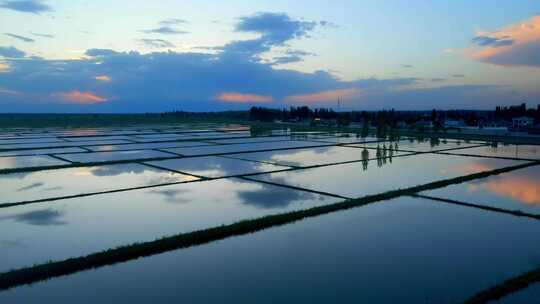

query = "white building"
[{"left": 512, "top": 117, "right": 534, "bottom": 129}]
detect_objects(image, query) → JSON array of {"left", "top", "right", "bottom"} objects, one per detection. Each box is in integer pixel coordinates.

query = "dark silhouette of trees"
[{"left": 361, "top": 148, "right": 369, "bottom": 171}]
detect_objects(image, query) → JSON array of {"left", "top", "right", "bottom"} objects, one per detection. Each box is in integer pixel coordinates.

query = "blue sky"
[{"left": 0, "top": 0, "right": 539, "bottom": 112}]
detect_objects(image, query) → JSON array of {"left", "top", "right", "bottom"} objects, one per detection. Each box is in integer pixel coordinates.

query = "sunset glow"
[
  {"left": 53, "top": 91, "right": 107, "bottom": 104},
  {"left": 216, "top": 92, "right": 274, "bottom": 103},
  {"left": 469, "top": 174, "right": 540, "bottom": 205}
]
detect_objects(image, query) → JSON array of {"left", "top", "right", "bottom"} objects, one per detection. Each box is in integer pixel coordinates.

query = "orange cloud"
[
  {"left": 469, "top": 175, "right": 540, "bottom": 205},
  {"left": 444, "top": 161, "right": 493, "bottom": 176},
  {"left": 93, "top": 75, "right": 112, "bottom": 82},
  {"left": 0, "top": 62, "right": 10, "bottom": 73},
  {"left": 284, "top": 88, "right": 360, "bottom": 103},
  {"left": 216, "top": 92, "right": 274, "bottom": 103},
  {"left": 468, "top": 16, "right": 540, "bottom": 67},
  {"left": 53, "top": 90, "right": 107, "bottom": 104}
]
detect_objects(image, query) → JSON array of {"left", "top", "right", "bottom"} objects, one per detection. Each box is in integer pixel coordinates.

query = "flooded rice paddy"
[{"left": 0, "top": 124, "right": 539, "bottom": 303}]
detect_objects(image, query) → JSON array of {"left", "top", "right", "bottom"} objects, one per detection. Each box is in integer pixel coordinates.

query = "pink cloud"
[
  {"left": 53, "top": 90, "right": 107, "bottom": 104},
  {"left": 468, "top": 15, "right": 540, "bottom": 67},
  {"left": 284, "top": 88, "right": 360, "bottom": 103},
  {"left": 216, "top": 92, "right": 274, "bottom": 103},
  {"left": 469, "top": 174, "right": 540, "bottom": 205}
]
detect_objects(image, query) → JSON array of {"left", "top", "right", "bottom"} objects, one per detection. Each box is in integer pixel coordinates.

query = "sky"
[{"left": 0, "top": 0, "right": 539, "bottom": 112}]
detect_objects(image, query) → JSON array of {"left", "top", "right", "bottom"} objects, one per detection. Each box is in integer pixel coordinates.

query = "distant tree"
[
  {"left": 376, "top": 145, "right": 383, "bottom": 167},
  {"left": 361, "top": 148, "right": 369, "bottom": 171},
  {"left": 430, "top": 137, "right": 440, "bottom": 147},
  {"left": 431, "top": 109, "right": 437, "bottom": 122},
  {"left": 361, "top": 119, "right": 370, "bottom": 138}
]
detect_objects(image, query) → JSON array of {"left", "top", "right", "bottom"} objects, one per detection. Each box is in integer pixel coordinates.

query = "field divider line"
[
  {"left": 0, "top": 137, "right": 338, "bottom": 156},
  {"left": 0, "top": 148, "right": 92, "bottom": 158},
  {"left": 393, "top": 143, "right": 489, "bottom": 154},
  {"left": 0, "top": 140, "right": 67, "bottom": 147},
  {"left": 0, "top": 153, "right": 414, "bottom": 209},
  {"left": 138, "top": 162, "right": 209, "bottom": 180},
  {"left": 0, "top": 155, "right": 190, "bottom": 175},
  {"left": 0, "top": 135, "right": 251, "bottom": 153},
  {"left": 0, "top": 178, "right": 212, "bottom": 209},
  {"left": 411, "top": 194, "right": 540, "bottom": 220},
  {"left": 45, "top": 154, "right": 75, "bottom": 164},
  {"left": 0, "top": 160, "right": 537, "bottom": 291},
  {"left": 151, "top": 148, "right": 184, "bottom": 157},
  {"left": 222, "top": 151, "right": 418, "bottom": 170},
  {"left": 204, "top": 138, "right": 305, "bottom": 145},
  {"left": 0, "top": 132, "right": 374, "bottom": 154},
  {"left": 434, "top": 150, "right": 540, "bottom": 162},
  {"left": 0, "top": 165, "right": 300, "bottom": 209},
  {"left": 309, "top": 138, "right": 395, "bottom": 145},
  {"left": 77, "top": 146, "right": 93, "bottom": 153},
  {"left": 217, "top": 155, "right": 304, "bottom": 169},
  {"left": 0, "top": 142, "right": 346, "bottom": 174},
  {"left": 343, "top": 143, "right": 489, "bottom": 154},
  {"left": 52, "top": 129, "right": 240, "bottom": 140},
  {"left": 239, "top": 176, "right": 349, "bottom": 199},
  {"left": 462, "top": 265, "right": 540, "bottom": 304}
]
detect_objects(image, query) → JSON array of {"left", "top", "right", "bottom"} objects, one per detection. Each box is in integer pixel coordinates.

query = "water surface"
[
  {"left": 1, "top": 196, "right": 538, "bottom": 303},
  {"left": 422, "top": 165, "right": 540, "bottom": 214},
  {"left": 0, "top": 178, "right": 338, "bottom": 272},
  {"left": 248, "top": 154, "right": 525, "bottom": 198}
]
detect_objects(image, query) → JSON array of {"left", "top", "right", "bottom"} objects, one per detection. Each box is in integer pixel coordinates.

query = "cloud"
[
  {"left": 159, "top": 18, "right": 187, "bottom": 26},
  {"left": 285, "top": 88, "right": 361, "bottom": 103},
  {"left": 142, "top": 26, "right": 188, "bottom": 35},
  {"left": 0, "top": 0, "right": 51, "bottom": 14},
  {"left": 237, "top": 178, "right": 317, "bottom": 209},
  {"left": 85, "top": 48, "right": 118, "bottom": 57},
  {"left": 468, "top": 16, "right": 540, "bottom": 67},
  {"left": 138, "top": 38, "right": 175, "bottom": 48},
  {"left": 4, "top": 33, "right": 34, "bottom": 42},
  {"left": 148, "top": 188, "right": 191, "bottom": 204},
  {"left": 216, "top": 92, "right": 274, "bottom": 103},
  {"left": 236, "top": 12, "right": 317, "bottom": 43},
  {"left": 472, "top": 36, "right": 514, "bottom": 47},
  {"left": 469, "top": 171, "right": 540, "bottom": 205},
  {"left": 0, "top": 50, "right": 517, "bottom": 111},
  {"left": 0, "top": 12, "right": 526, "bottom": 112},
  {"left": 0, "top": 209, "right": 66, "bottom": 226},
  {"left": 0, "top": 46, "right": 26, "bottom": 58},
  {"left": 1, "top": 47, "right": 510, "bottom": 112},
  {"left": 319, "top": 20, "right": 338, "bottom": 28},
  {"left": 0, "top": 87, "right": 20, "bottom": 95},
  {"left": 271, "top": 55, "right": 304, "bottom": 65},
  {"left": 222, "top": 12, "right": 319, "bottom": 59},
  {"left": 0, "top": 62, "right": 11, "bottom": 72},
  {"left": 52, "top": 90, "right": 107, "bottom": 104},
  {"left": 93, "top": 75, "right": 111, "bottom": 82},
  {"left": 271, "top": 49, "right": 316, "bottom": 65},
  {"left": 30, "top": 31, "right": 54, "bottom": 38},
  {"left": 89, "top": 164, "right": 147, "bottom": 176}
]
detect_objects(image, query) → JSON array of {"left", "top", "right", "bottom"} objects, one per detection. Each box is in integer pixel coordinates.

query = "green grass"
[{"left": 0, "top": 160, "right": 537, "bottom": 291}]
